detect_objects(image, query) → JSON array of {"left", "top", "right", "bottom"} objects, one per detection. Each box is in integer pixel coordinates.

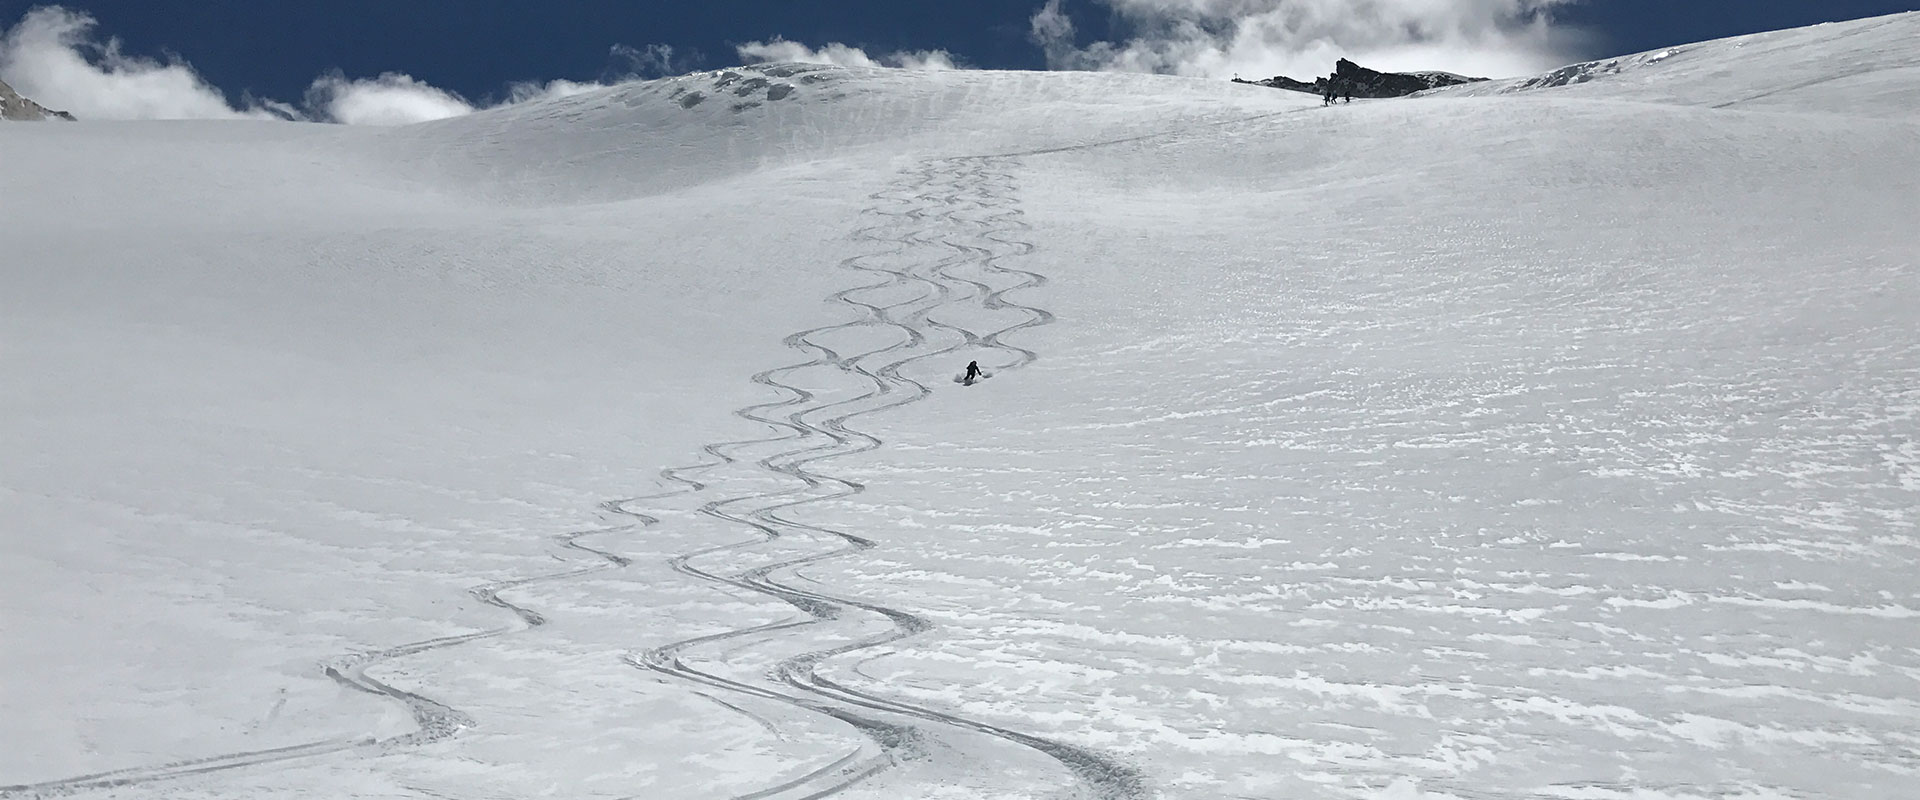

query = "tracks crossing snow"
[
  {"left": 3, "top": 156, "right": 1133, "bottom": 800},
  {"left": 0, "top": 524, "right": 639, "bottom": 798},
  {"left": 612, "top": 156, "right": 1144, "bottom": 800}
]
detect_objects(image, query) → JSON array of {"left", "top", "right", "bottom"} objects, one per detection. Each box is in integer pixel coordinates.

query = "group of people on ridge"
[{"left": 1322, "top": 84, "right": 1353, "bottom": 106}]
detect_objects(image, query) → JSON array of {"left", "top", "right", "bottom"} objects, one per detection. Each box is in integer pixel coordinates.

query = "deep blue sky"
[{"left": 4, "top": 1, "right": 1917, "bottom": 104}]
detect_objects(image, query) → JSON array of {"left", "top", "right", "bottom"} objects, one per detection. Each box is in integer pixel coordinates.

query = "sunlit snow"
[{"left": 3, "top": 13, "right": 1918, "bottom": 800}]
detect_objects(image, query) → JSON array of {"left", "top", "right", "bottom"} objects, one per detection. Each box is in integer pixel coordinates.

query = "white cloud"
[
  {"left": 301, "top": 72, "right": 621, "bottom": 126},
  {"left": 0, "top": 6, "right": 278, "bottom": 119},
  {"left": 2, "top": 1, "right": 1586, "bottom": 125},
  {"left": 611, "top": 43, "right": 689, "bottom": 78},
  {"left": 0, "top": 5, "right": 632, "bottom": 124},
  {"left": 737, "top": 40, "right": 878, "bottom": 68},
  {"left": 507, "top": 78, "right": 607, "bottom": 105},
  {"left": 1031, "top": 0, "right": 1592, "bottom": 80},
  {"left": 309, "top": 74, "right": 627, "bottom": 126},
  {"left": 304, "top": 71, "right": 475, "bottom": 126},
  {"left": 892, "top": 50, "right": 960, "bottom": 71},
  {"left": 736, "top": 39, "right": 958, "bottom": 71},
  {"left": 1031, "top": 0, "right": 1083, "bottom": 67}
]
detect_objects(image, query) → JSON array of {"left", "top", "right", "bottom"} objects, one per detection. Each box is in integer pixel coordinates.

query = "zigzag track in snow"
[
  {"left": 1, "top": 523, "right": 643, "bottom": 799},
  {"left": 615, "top": 156, "right": 1147, "bottom": 800},
  {"left": 3, "top": 104, "right": 1310, "bottom": 798}
]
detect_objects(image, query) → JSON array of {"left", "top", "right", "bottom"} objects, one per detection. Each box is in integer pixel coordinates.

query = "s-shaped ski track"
[
  {"left": 5, "top": 106, "right": 1315, "bottom": 799},
  {"left": 617, "top": 156, "right": 1149, "bottom": 800},
  {"left": 1, "top": 521, "right": 648, "bottom": 799}
]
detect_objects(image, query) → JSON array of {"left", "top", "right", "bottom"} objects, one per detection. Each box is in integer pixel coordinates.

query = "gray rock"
[
  {"left": 1234, "top": 58, "right": 1487, "bottom": 99},
  {"left": 1, "top": 78, "right": 76, "bottom": 121}
]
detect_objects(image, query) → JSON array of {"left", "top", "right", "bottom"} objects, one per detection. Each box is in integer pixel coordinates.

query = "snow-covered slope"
[
  {"left": 2, "top": 16, "right": 1917, "bottom": 800},
  {"left": 1428, "top": 11, "right": 1920, "bottom": 117},
  {"left": 379, "top": 63, "right": 1294, "bottom": 202}
]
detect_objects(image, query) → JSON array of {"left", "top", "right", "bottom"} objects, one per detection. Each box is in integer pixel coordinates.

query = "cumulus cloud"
[
  {"left": 304, "top": 71, "right": 474, "bottom": 125},
  {"left": 0, "top": 6, "right": 279, "bottom": 119},
  {"left": 0, "top": 5, "right": 646, "bottom": 124},
  {"left": 736, "top": 38, "right": 958, "bottom": 70},
  {"left": 892, "top": 49, "right": 960, "bottom": 71},
  {"left": 306, "top": 73, "right": 625, "bottom": 126},
  {"left": 1031, "top": 0, "right": 1592, "bottom": 80},
  {"left": 507, "top": 78, "right": 607, "bottom": 104}
]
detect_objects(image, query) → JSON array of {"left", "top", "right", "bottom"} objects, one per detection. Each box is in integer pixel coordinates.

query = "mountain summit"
[
  {"left": 0, "top": 78, "right": 74, "bottom": 121},
  {"left": 1234, "top": 58, "right": 1487, "bottom": 98}
]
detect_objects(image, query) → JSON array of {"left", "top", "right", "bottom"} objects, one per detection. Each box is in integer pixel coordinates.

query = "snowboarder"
[{"left": 964, "top": 361, "right": 983, "bottom": 384}]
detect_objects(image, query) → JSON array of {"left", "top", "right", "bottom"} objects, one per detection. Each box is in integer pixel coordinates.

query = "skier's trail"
[
  {"left": 1, "top": 156, "right": 1120, "bottom": 800},
  {"left": 618, "top": 156, "right": 1147, "bottom": 800},
  {"left": 0, "top": 524, "right": 639, "bottom": 799}
]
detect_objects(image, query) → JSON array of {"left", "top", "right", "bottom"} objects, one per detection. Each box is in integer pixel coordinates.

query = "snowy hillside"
[
  {"left": 376, "top": 63, "right": 1293, "bottom": 202},
  {"left": 3, "top": 13, "right": 1918, "bottom": 800},
  {"left": 1428, "top": 11, "right": 1920, "bottom": 117}
]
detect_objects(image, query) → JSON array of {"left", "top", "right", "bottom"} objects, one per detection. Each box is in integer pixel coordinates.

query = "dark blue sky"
[{"left": 4, "top": 1, "right": 1917, "bottom": 104}]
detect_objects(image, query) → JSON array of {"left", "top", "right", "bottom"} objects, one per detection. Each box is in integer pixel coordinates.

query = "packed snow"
[{"left": 3, "top": 13, "right": 1918, "bottom": 800}]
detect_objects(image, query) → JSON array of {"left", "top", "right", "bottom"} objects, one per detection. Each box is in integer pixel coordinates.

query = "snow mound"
[{"left": 1429, "top": 11, "right": 1920, "bottom": 117}]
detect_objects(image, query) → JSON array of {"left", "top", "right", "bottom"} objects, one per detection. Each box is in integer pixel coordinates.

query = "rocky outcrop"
[
  {"left": 1241, "top": 74, "right": 1320, "bottom": 94},
  {"left": 1, "top": 78, "right": 75, "bottom": 121},
  {"left": 1234, "top": 58, "right": 1487, "bottom": 99}
]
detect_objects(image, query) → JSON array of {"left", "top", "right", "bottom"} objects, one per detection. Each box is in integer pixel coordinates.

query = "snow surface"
[
  {"left": 4, "top": 15, "right": 1919, "bottom": 800},
  {"left": 1428, "top": 13, "right": 1920, "bottom": 118}
]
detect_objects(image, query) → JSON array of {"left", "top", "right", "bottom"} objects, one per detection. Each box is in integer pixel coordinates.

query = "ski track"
[
  {"left": 1, "top": 522, "right": 644, "bottom": 798},
  {"left": 2, "top": 154, "right": 1137, "bottom": 799},
  {"left": 611, "top": 156, "right": 1147, "bottom": 800}
]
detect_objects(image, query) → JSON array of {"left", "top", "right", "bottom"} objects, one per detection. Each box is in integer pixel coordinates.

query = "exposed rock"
[
  {"left": 1234, "top": 58, "right": 1487, "bottom": 99},
  {"left": 1, "top": 78, "right": 75, "bottom": 121},
  {"left": 1236, "top": 74, "right": 1320, "bottom": 94}
]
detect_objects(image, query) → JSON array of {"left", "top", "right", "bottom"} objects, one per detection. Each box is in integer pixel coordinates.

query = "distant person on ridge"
[{"left": 964, "top": 361, "right": 983, "bottom": 384}]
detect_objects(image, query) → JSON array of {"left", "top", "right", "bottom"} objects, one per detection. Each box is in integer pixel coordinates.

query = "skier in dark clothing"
[{"left": 964, "top": 361, "right": 983, "bottom": 384}]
